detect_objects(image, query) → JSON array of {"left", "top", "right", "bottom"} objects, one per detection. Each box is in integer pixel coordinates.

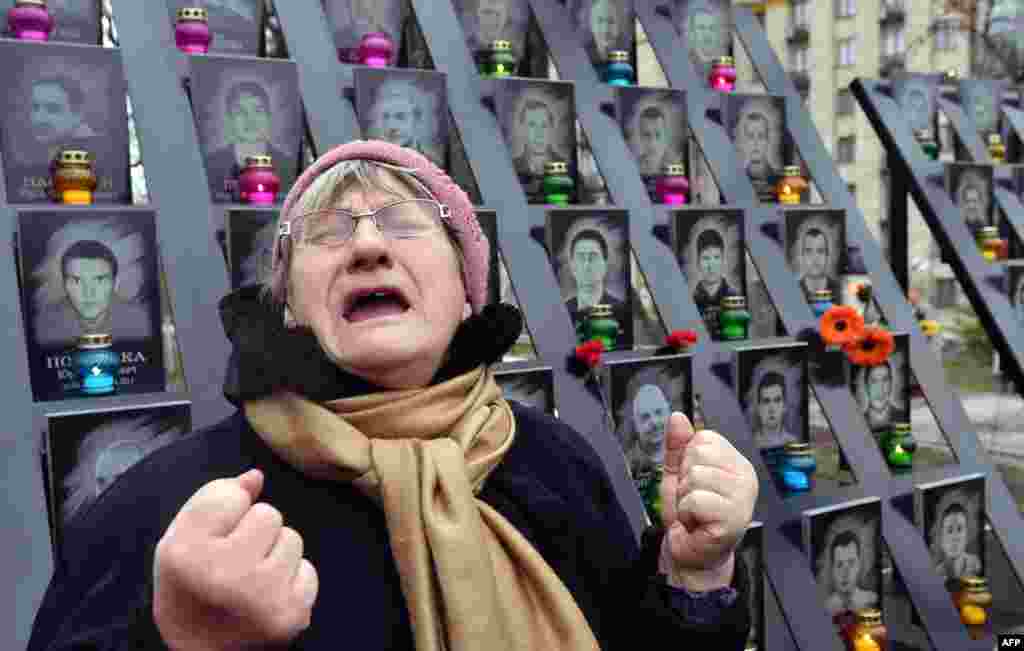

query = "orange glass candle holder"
[
  {"left": 841, "top": 609, "right": 887, "bottom": 651},
  {"left": 776, "top": 165, "right": 807, "bottom": 204},
  {"left": 952, "top": 575, "right": 992, "bottom": 640},
  {"left": 52, "top": 149, "right": 97, "bottom": 205}
]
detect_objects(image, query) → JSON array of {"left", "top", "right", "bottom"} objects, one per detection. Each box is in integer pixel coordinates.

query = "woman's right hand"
[{"left": 152, "top": 469, "right": 319, "bottom": 651}]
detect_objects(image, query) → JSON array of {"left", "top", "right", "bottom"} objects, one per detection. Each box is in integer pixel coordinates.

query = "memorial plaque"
[
  {"left": 723, "top": 94, "right": 788, "bottom": 202},
  {"left": 736, "top": 340, "right": 808, "bottom": 450},
  {"left": 672, "top": 208, "right": 744, "bottom": 340},
  {"left": 616, "top": 86, "right": 688, "bottom": 200},
  {"left": 914, "top": 473, "right": 986, "bottom": 586}
]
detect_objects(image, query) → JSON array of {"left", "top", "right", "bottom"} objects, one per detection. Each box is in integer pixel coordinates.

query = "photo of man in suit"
[{"left": 564, "top": 228, "right": 628, "bottom": 334}]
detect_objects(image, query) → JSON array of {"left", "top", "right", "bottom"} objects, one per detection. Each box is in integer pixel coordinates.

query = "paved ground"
[{"left": 910, "top": 392, "right": 1024, "bottom": 460}]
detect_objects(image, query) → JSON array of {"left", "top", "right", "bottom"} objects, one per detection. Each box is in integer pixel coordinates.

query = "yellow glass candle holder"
[
  {"left": 776, "top": 165, "right": 807, "bottom": 204},
  {"left": 53, "top": 149, "right": 97, "bottom": 204}
]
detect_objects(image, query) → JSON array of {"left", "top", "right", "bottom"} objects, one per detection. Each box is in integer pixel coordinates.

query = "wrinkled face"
[
  {"left": 31, "top": 82, "right": 81, "bottom": 145},
  {"left": 832, "top": 542, "right": 861, "bottom": 596},
  {"left": 371, "top": 96, "right": 416, "bottom": 147},
  {"left": 866, "top": 365, "right": 892, "bottom": 409},
  {"left": 633, "top": 384, "right": 670, "bottom": 451},
  {"left": 940, "top": 511, "right": 968, "bottom": 559},
  {"left": 227, "top": 93, "right": 271, "bottom": 145},
  {"left": 634, "top": 116, "right": 669, "bottom": 173},
  {"left": 287, "top": 175, "right": 467, "bottom": 389},
  {"left": 477, "top": 0, "right": 508, "bottom": 42},
  {"left": 95, "top": 441, "right": 144, "bottom": 497},
  {"left": 757, "top": 384, "right": 784, "bottom": 432},
  {"left": 698, "top": 245, "right": 723, "bottom": 286},
  {"left": 590, "top": 0, "right": 620, "bottom": 57},
  {"left": 737, "top": 115, "right": 771, "bottom": 179},
  {"left": 64, "top": 257, "right": 116, "bottom": 322},
  {"left": 689, "top": 11, "right": 723, "bottom": 62},
  {"left": 523, "top": 107, "right": 552, "bottom": 156},
  {"left": 801, "top": 233, "right": 829, "bottom": 279},
  {"left": 570, "top": 238, "right": 608, "bottom": 294}
]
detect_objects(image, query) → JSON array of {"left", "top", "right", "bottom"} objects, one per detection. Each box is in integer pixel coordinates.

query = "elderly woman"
[{"left": 27, "top": 141, "right": 757, "bottom": 650}]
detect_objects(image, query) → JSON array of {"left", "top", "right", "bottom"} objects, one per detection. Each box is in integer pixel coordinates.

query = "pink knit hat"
[{"left": 272, "top": 140, "right": 490, "bottom": 314}]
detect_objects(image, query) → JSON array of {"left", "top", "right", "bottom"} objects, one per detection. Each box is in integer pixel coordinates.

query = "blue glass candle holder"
[
  {"left": 811, "top": 288, "right": 833, "bottom": 320},
  {"left": 602, "top": 50, "right": 634, "bottom": 86},
  {"left": 74, "top": 334, "right": 119, "bottom": 396},
  {"left": 776, "top": 441, "right": 816, "bottom": 493}
]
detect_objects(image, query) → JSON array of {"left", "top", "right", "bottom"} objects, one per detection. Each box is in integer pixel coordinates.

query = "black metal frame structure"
[{"left": 1, "top": 2, "right": 1021, "bottom": 650}]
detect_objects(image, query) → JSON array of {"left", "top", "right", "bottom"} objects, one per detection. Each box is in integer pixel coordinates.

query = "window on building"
[
  {"left": 836, "top": 0, "right": 856, "bottom": 18},
  {"left": 838, "top": 37, "right": 857, "bottom": 66},
  {"left": 935, "top": 22, "right": 959, "bottom": 51},
  {"left": 837, "top": 136, "right": 857, "bottom": 164},
  {"left": 792, "top": 46, "right": 809, "bottom": 71},
  {"left": 882, "top": 26, "right": 905, "bottom": 56},
  {"left": 837, "top": 89, "right": 855, "bottom": 115}
]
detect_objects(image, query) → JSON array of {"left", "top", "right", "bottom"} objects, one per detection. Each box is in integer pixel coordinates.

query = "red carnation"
[
  {"left": 666, "top": 329, "right": 699, "bottom": 350},
  {"left": 574, "top": 339, "right": 604, "bottom": 369}
]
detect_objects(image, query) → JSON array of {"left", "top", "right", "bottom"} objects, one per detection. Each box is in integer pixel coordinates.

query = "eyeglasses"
[{"left": 280, "top": 199, "right": 450, "bottom": 249}]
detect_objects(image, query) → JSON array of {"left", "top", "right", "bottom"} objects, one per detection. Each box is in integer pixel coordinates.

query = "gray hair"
[{"left": 263, "top": 159, "right": 464, "bottom": 308}]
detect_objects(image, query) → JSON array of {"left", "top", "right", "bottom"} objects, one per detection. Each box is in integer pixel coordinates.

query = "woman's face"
[
  {"left": 287, "top": 173, "right": 467, "bottom": 389},
  {"left": 940, "top": 511, "right": 968, "bottom": 559}
]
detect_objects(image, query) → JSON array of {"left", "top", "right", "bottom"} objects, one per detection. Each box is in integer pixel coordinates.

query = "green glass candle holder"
[
  {"left": 542, "top": 160, "right": 574, "bottom": 205},
  {"left": 719, "top": 295, "right": 750, "bottom": 341},
  {"left": 581, "top": 304, "right": 619, "bottom": 351},
  {"left": 914, "top": 129, "right": 939, "bottom": 160},
  {"left": 634, "top": 464, "right": 663, "bottom": 523},
  {"left": 483, "top": 39, "right": 516, "bottom": 78}
]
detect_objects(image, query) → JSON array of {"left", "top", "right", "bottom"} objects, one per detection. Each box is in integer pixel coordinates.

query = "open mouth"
[{"left": 343, "top": 287, "right": 410, "bottom": 323}]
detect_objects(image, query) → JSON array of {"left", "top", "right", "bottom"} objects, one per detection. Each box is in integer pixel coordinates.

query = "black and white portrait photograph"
[
  {"left": 570, "top": 0, "right": 634, "bottom": 71},
  {"left": 738, "top": 521, "right": 764, "bottom": 651},
  {"left": 604, "top": 354, "right": 692, "bottom": 478},
  {"left": 474, "top": 209, "right": 502, "bottom": 306},
  {"left": 804, "top": 497, "right": 883, "bottom": 621},
  {"left": 850, "top": 333, "right": 909, "bottom": 435},
  {"left": 892, "top": 74, "right": 935, "bottom": 136},
  {"left": 46, "top": 0, "right": 101, "bottom": 44},
  {"left": 225, "top": 209, "right": 277, "bottom": 289},
  {"left": 547, "top": 210, "right": 633, "bottom": 350},
  {"left": 724, "top": 94, "right": 787, "bottom": 201},
  {"left": 672, "top": 209, "right": 744, "bottom": 339},
  {"left": 674, "top": 0, "right": 732, "bottom": 76},
  {"left": 1008, "top": 262, "right": 1024, "bottom": 325},
  {"left": 840, "top": 274, "right": 884, "bottom": 327},
  {"left": 189, "top": 56, "right": 302, "bottom": 204},
  {"left": 166, "top": 0, "right": 262, "bottom": 54},
  {"left": 496, "top": 78, "right": 577, "bottom": 203},
  {"left": 18, "top": 210, "right": 165, "bottom": 401},
  {"left": 0, "top": 41, "right": 130, "bottom": 203},
  {"left": 355, "top": 68, "right": 448, "bottom": 170},
  {"left": 617, "top": 87, "right": 688, "bottom": 198},
  {"left": 44, "top": 402, "right": 190, "bottom": 564},
  {"left": 494, "top": 365, "right": 555, "bottom": 415},
  {"left": 946, "top": 163, "right": 994, "bottom": 234},
  {"left": 738, "top": 343, "right": 807, "bottom": 450},
  {"left": 453, "top": 0, "right": 530, "bottom": 60},
  {"left": 322, "top": 0, "right": 405, "bottom": 63},
  {"left": 959, "top": 79, "right": 1001, "bottom": 137},
  {"left": 915, "top": 473, "right": 986, "bottom": 585},
  {"left": 785, "top": 209, "right": 846, "bottom": 304}
]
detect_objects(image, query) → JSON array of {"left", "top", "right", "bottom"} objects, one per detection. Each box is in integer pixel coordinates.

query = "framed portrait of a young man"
[
  {"left": 18, "top": 210, "right": 165, "bottom": 401},
  {"left": 225, "top": 208, "right": 278, "bottom": 289},
  {"left": 165, "top": 0, "right": 263, "bottom": 55},
  {"left": 0, "top": 41, "right": 130, "bottom": 204},
  {"left": 736, "top": 341, "right": 808, "bottom": 451},
  {"left": 784, "top": 208, "right": 846, "bottom": 305},
  {"left": 546, "top": 209, "right": 633, "bottom": 350},
  {"left": 803, "top": 497, "right": 883, "bottom": 628},
  {"left": 672, "top": 208, "right": 744, "bottom": 340},
  {"left": 673, "top": 0, "right": 733, "bottom": 80},
  {"left": 616, "top": 87, "right": 688, "bottom": 200},
  {"left": 914, "top": 473, "right": 986, "bottom": 589},
  {"left": 495, "top": 78, "right": 577, "bottom": 204},
  {"left": 354, "top": 67, "right": 449, "bottom": 171},
  {"left": 738, "top": 520, "right": 764, "bottom": 651},
  {"left": 945, "top": 163, "right": 994, "bottom": 235},
  {"left": 322, "top": 0, "right": 405, "bottom": 64},
  {"left": 848, "top": 333, "right": 910, "bottom": 436},
  {"left": 453, "top": 0, "right": 530, "bottom": 63},
  {"left": 568, "top": 0, "right": 635, "bottom": 74},
  {"left": 723, "top": 94, "right": 788, "bottom": 202},
  {"left": 189, "top": 55, "right": 302, "bottom": 205},
  {"left": 891, "top": 73, "right": 937, "bottom": 138},
  {"left": 957, "top": 79, "right": 1004, "bottom": 156},
  {"left": 43, "top": 401, "right": 191, "bottom": 567},
  {"left": 474, "top": 209, "right": 503, "bottom": 307},
  {"left": 46, "top": 0, "right": 101, "bottom": 44},
  {"left": 494, "top": 362, "right": 556, "bottom": 415}
]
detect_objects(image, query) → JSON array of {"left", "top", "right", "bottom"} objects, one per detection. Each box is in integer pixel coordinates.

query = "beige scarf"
[{"left": 243, "top": 366, "right": 601, "bottom": 651}]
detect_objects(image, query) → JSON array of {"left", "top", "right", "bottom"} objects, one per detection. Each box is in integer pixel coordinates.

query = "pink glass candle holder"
[
  {"left": 175, "top": 7, "right": 211, "bottom": 54},
  {"left": 655, "top": 163, "right": 689, "bottom": 204},
  {"left": 8, "top": 0, "right": 53, "bottom": 42},
  {"left": 709, "top": 55, "right": 736, "bottom": 92},
  {"left": 238, "top": 155, "right": 280, "bottom": 204},
  {"left": 357, "top": 32, "right": 394, "bottom": 68}
]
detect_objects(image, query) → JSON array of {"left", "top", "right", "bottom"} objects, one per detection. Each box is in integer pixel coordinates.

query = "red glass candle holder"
[
  {"left": 52, "top": 149, "right": 97, "bottom": 205},
  {"left": 8, "top": 0, "right": 53, "bottom": 42},
  {"left": 238, "top": 155, "right": 280, "bottom": 205},
  {"left": 175, "top": 7, "right": 211, "bottom": 54},
  {"left": 709, "top": 55, "right": 736, "bottom": 92},
  {"left": 357, "top": 32, "right": 394, "bottom": 68},
  {"left": 655, "top": 163, "right": 689, "bottom": 204}
]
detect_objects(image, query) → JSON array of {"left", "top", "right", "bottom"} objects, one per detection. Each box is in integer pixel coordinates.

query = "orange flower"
[
  {"left": 820, "top": 305, "right": 865, "bottom": 346},
  {"left": 842, "top": 326, "right": 895, "bottom": 367}
]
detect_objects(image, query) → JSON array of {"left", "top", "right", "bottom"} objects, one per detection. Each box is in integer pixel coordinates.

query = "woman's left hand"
[{"left": 658, "top": 412, "right": 758, "bottom": 592}]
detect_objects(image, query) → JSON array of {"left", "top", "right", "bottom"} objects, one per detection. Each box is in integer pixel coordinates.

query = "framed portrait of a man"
[
  {"left": 803, "top": 497, "right": 883, "bottom": 626},
  {"left": 18, "top": 210, "right": 165, "bottom": 401},
  {"left": 354, "top": 68, "right": 449, "bottom": 170},
  {"left": 189, "top": 56, "right": 303, "bottom": 204},
  {"left": 959, "top": 79, "right": 1003, "bottom": 140},
  {"left": 616, "top": 87, "right": 688, "bottom": 200},
  {"left": 723, "top": 94, "right": 787, "bottom": 202},
  {"left": 737, "top": 341, "right": 808, "bottom": 451},
  {"left": 453, "top": 0, "right": 530, "bottom": 62},
  {"left": 165, "top": 0, "right": 263, "bottom": 55},
  {"left": 603, "top": 353, "right": 691, "bottom": 521},
  {"left": 672, "top": 209, "right": 744, "bottom": 340},
  {"left": 225, "top": 208, "right": 277, "bottom": 289},
  {"left": 1008, "top": 261, "right": 1024, "bottom": 325},
  {"left": 849, "top": 333, "right": 909, "bottom": 435},
  {"left": 546, "top": 209, "right": 633, "bottom": 350},
  {"left": 322, "top": 0, "right": 405, "bottom": 64},
  {"left": 496, "top": 78, "right": 577, "bottom": 203},
  {"left": 474, "top": 209, "right": 503, "bottom": 306},
  {"left": 915, "top": 473, "right": 986, "bottom": 588},
  {"left": 45, "top": 0, "right": 101, "bottom": 44},
  {"left": 569, "top": 0, "right": 635, "bottom": 72},
  {"left": 673, "top": 0, "right": 732, "bottom": 78},
  {"left": 946, "top": 163, "right": 994, "bottom": 235},
  {"left": 43, "top": 401, "right": 190, "bottom": 567},
  {"left": 785, "top": 208, "right": 846, "bottom": 304},
  {"left": 0, "top": 41, "right": 130, "bottom": 204},
  {"left": 892, "top": 73, "right": 936, "bottom": 137},
  {"left": 738, "top": 520, "right": 764, "bottom": 651},
  {"left": 494, "top": 363, "right": 556, "bottom": 415}
]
